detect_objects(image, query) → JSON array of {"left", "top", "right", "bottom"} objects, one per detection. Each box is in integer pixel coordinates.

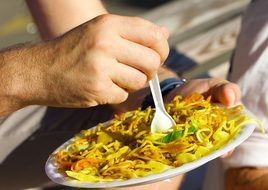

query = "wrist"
[
  {"left": 4, "top": 43, "right": 51, "bottom": 107},
  {"left": 0, "top": 45, "right": 35, "bottom": 114}
]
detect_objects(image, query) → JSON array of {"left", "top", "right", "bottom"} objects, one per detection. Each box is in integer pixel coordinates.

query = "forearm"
[
  {"left": 26, "top": 0, "right": 107, "bottom": 40},
  {"left": 0, "top": 42, "right": 55, "bottom": 116}
]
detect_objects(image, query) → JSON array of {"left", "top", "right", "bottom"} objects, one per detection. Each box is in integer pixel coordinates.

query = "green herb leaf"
[
  {"left": 188, "top": 126, "right": 197, "bottom": 133},
  {"left": 188, "top": 119, "right": 198, "bottom": 133},
  {"left": 160, "top": 130, "right": 183, "bottom": 143}
]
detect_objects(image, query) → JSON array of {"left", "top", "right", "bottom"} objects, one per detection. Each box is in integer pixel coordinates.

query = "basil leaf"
[
  {"left": 188, "top": 126, "right": 197, "bottom": 133},
  {"left": 160, "top": 130, "right": 183, "bottom": 143},
  {"left": 188, "top": 119, "right": 198, "bottom": 133}
]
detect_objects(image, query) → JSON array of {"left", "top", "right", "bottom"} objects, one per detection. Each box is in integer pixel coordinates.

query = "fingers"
[
  {"left": 88, "top": 74, "right": 129, "bottom": 105},
  {"left": 208, "top": 80, "right": 241, "bottom": 106},
  {"left": 109, "top": 60, "right": 148, "bottom": 92},
  {"left": 90, "top": 14, "right": 170, "bottom": 81},
  {"left": 50, "top": 14, "right": 171, "bottom": 108},
  {"left": 98, "top": 86, "right": 129, "bottom": 105},
  {"left": 117, "top": 16, "right": 170, "bottom": 63},
  {"left": 111, "top": 38, "right": 161, "bottom": 79},
  {"left": 213, "top": 83, "right": 241, "bottom": 106},
  {"left": 104, "top": 85, "right": 129, "bottom": 104}
]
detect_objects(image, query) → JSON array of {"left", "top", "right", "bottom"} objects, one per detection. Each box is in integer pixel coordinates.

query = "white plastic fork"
[{"left": 149, "top": 74, "right": 176, "bottom": 133}]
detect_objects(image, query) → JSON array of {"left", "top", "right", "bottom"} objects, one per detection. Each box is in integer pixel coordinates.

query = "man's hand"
[
  {"left": 44, "top": 14, "right": 169, "bottom": 107},
  {"left": 165, "top": 78, "right": 241, "bottom": 106},
  {"left": 0, "top": 14, "right": 169, "bottom": 115}
]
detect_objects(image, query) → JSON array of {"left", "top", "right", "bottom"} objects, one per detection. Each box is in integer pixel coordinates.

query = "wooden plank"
[
  {"left": 208, "top": 62, "right": 229, "bottom": 79},
  {"left": 141, "top": 0, "right": 249, "bottom": 46},
  {"left": 176, "top": 17, "right": 241, "bottom": 63},
  {"left": 182, "top": 49, "right": 233, "bottom": 79},
  {"left": 174, "top": 17, "right": 241, "bottom": 79}
]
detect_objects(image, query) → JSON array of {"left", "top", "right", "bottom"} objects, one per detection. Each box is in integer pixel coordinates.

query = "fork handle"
[
  {"left": 142, "top": 77, "right": 186, "bottom": 110},
  {"left": 149, "top": 74, "right": 165, "bottom": 110}
]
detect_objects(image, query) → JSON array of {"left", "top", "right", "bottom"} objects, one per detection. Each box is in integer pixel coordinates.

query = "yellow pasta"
[{"left": 54, "top": 93, "right": 263, "bottom": 182}]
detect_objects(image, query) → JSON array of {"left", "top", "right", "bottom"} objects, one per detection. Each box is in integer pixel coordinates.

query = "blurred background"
[
  {"left": 0, "top": 0, "right": 170, "bottom": 48},
  {"left": 0, "top": 0, "right": 250, "bottom": 190}
]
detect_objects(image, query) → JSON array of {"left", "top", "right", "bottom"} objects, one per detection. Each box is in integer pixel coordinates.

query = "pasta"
[{"left": 54, "top": 93, "right": 263, "bottom": 182}]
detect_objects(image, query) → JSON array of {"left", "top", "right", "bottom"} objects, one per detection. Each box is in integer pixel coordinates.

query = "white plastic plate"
[{"left": 46, "top": 119, "right": 256, "bottom": 188}]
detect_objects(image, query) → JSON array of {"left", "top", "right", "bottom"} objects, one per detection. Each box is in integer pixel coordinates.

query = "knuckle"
[
  {"left": 161, "top": 42, "right": 170, "bottom": 61},
  {"left": 94, "top": 14, "right": 113, "bottom": 27},
  {"left": 143, "top": 55, "right": 160, "bottom": 76},
  {"left": 118, "top": 91, "right": 129, "bottom": 102},
  {"left": 79, "top": 84, "right": 108, "bottom": 107},
  {"left": 90, "top": 81, "right": 107, "bottom": 96},
  {"left": 107, "top": 90, "right": 128, "bottom": 104},
  {"left": 135, "top": 74, "right": 147, "bottom": 89},
  {"left": 132, "top": 17, "right": 163, "bottom": 40},
  {"left": 85, "top": 56, "right": 104, "bottom": 74},
  {"left": 91, "top": 36, "right": 112, "bottom": 51},
  {"left": 149, "top": 53, "right": 161, "bottom": 70},
  {"left": 129, "top": 73, "right": 147, "bottom": 91},
  {"left": 150, "top": 25, "right": 164, "bottom": 41}
]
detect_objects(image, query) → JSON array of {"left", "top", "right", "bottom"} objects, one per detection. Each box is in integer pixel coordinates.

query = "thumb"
[{"left": 212, "top": 83, "right": 241, "bottom": 106}]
